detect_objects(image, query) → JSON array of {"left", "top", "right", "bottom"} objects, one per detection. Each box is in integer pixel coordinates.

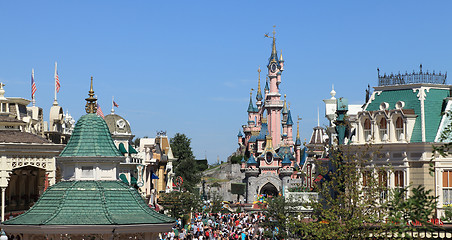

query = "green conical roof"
[
  {"left": 60, "top": 113, "right": 122, "bottom": 157},
  {"left": 2, "top": 181, "right": 175, "bottom": 225}
]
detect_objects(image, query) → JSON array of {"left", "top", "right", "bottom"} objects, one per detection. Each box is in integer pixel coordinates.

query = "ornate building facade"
[
  {"left": 324, "top": 66, "right": 452, "bottom": 218},
  {"left": 238, "top": 32, "right": 304, "bottom": 203}
]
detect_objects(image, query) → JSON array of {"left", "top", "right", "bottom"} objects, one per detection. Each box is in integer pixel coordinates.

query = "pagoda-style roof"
[
  {"left": 60, "top": 113, "right": 122, "bottom": 157},
  {"left": 2, "top": 181, "right": 175, "bottom": 228}
]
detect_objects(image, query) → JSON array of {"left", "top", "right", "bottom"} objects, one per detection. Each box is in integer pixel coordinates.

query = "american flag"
[
  {"left": 113, "top": 101, "right": 119, "bottom": 107},
  {"left": 55, "top": 62, "right": 60, "bottom": 93},
  {"left": 31, "top": 69, "right": 37, "bottom": 98},
  {"left": 96, "top": 103, "right": 104, "bottom": 118}
]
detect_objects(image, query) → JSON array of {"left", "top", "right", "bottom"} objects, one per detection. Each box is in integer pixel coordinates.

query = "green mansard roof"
[
  {"left": 365, "top": 88, "right": 449, "bottom": 142},
  {"left": 2, "top": 181, "right": 175, "bottom": 225},
  {"left": 59, "top": 113, "right": 122, "bottom": 157}
]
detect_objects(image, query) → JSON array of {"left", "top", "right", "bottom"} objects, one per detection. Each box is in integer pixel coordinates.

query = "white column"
[{"left": 1, "top": 187, "right": 4, "bottom": 222}]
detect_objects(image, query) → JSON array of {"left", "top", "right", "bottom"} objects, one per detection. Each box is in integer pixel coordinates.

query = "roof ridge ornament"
[{"left": 85, "top": 76, "right": 98, "bottom": 114}]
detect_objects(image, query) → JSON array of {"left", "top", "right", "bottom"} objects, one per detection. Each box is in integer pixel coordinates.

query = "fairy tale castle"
[{"left": 238, "top": 31, "right": 304, "bottom": 203}]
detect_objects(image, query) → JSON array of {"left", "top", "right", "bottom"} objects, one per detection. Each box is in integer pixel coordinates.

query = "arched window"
[
  {"left": 379, "top": 118, "right": 387, "bottom": 141},
  {"left": 364, "top": 119, "right": 371, "bottom": 141},
  {"left": 396, "top": 117, "right": 404, "bottom": 141}
]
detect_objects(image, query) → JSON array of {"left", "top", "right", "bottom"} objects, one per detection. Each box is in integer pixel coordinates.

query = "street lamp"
[{"left": 0, "top": 229, "right": 8, "bottom": 240}]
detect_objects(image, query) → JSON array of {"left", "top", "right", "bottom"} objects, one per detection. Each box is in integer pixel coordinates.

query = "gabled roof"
[
  {"left": 59, "top": 114, "right": 122, "bottom": 157},
  {"left": 2, "top": 181, "right": 175, "bottom": 226}
]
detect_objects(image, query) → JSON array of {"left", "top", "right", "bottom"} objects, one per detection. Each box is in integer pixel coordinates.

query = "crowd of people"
[{"left": 161, "top": 212, "right": 268, "bottom": 240}]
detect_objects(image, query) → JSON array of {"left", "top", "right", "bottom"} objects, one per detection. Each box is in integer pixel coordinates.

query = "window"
[
  {"left": 362, "top": 171, "right": 372, "bottom": 187},
  {"left": 81, "top": 166, "right": 94, "bottom": 178},
  {"left": 396, "top": 117, "right": 404, "bottom": 141},
  {"left": 379, "top": 118, "right": 387, "bottom": 141},
  {"left": 394, "top": 170, "right": 404, "bottom": 188},
  {"left": 1, "top": 103, "right": 6, "bottom": 113},
  {"left": 443, "top": 171, "right": 452, "bottom": 206},
  {"left": 364, "top": 119, "right": 371, "bottom": 141},
  {"left": 378, "top": 170, "right": 388, "bottom": 201}
]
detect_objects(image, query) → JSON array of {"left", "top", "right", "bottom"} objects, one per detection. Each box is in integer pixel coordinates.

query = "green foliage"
[
  {"left": 289, "top": 145, "right": 440, "bottom": 239},
  {"left": 442, "top": 206, "right": 452, "bottom": 222},
  {"left": 158, "top": 191, "right": 201, "bottom": 218},
  {"left": 262, "top": 196, "right": 300, "bottom": 239},
  {"left": 170, "top": 133, "right": 201, "bottom": 192},
  {"left": 386, "top": 185, "right": 438, "bottom": 231},
  {"left": 229, "top": 155, "right": 243, "bottom": 164},
  {"left": 209, "top": 191, "right": 224, "bottom": 213}
]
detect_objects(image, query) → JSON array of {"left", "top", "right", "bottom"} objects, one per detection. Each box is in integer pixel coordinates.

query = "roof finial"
[
  {"left": 256, "top": 67, "right": 263, "bottom": 101},
  {"left": 85, "top": 76, "right": 98, "bottom": 114},
  {"left": 420, "top": 63, "right": 423, "bottom": 73},
  {"left": 330, "top": 84, "right": 336, "bottom": 99},
  {"left": 279, "top": 49, "right": 284, "bottom": 62}
]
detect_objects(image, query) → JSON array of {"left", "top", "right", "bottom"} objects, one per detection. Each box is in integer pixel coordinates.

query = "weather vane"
[{"left": 264, "top": 25, "right": 276, "bottom": 39}]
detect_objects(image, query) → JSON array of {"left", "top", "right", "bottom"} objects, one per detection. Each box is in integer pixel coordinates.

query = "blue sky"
[{"left": 1, "top": 1, "right": 451, "bottom": 163}]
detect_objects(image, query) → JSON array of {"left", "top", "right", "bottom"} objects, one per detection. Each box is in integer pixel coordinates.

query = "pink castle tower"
[{"left": 265, "top": 29, "right": 284, "bottom": 148}]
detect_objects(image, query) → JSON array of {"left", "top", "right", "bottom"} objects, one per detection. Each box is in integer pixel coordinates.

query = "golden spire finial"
[
  {"left": 297, "top": 116, "right": 301, "bottom": 139},
  {"left": 257, "top": 67, "right": 262, "bottom": 95},
  {"left": 85, "top": 76, "right": 98, "bottom": 114},
  {"left": 250, "top": 88, "right": 254, "bottom": 97},
  {"left": 280, "top": 49, "right": 284, "bottom": 62}
]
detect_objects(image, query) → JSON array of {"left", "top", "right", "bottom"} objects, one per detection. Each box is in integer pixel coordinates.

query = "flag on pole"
[
  {"left": 55, "top": 62, "right": 60, "bottom": 93},
  {"left": 113, "top": 101, "right": 119, "bottom": 108},
  {"left": 31, "top": 69, "right": 37, "bottom": 98},
  {"left": 96, "top": 103, "right": 105, "bottom": 118}
]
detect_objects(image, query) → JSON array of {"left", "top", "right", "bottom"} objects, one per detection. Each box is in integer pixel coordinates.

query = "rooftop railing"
[{"left": 378, "top": 65, "right": 447, "bottom": 86}]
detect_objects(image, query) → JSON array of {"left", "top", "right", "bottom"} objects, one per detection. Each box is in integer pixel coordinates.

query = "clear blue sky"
[{"left": 1, "top": 1, "right": 451, "bottom": 164}]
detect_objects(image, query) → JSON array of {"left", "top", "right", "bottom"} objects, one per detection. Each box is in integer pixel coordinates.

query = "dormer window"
[
  {"left": 396, "top": 117, "right": 404, "bottom": 141},
  {"left": 379, "top": 118, "right": 387, "bottom": 141},
  {"left": 364, "top": 119, "right": 371, "bottom": 141}
]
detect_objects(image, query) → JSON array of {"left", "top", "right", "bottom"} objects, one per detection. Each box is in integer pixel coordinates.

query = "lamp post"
[{"left": 0, "top": 229, "right": 8, "bottom": 240}]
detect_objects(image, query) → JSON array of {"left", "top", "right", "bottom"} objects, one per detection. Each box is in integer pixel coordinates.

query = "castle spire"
[
  {"left": 282, "top": 94, "right": 288, "bottom": 114},
  {"left": 279, "top": 49, "right": 284, "bottom": 62},
  {"left": 247, "top": 89, "right": 256, "bottom": 113},
  {"left": 295, "top": 116, "right": 301, "bottom": 146},
  {"left": 265, "top": 26, "right": 278, "bottom": 66},
  {"left": 85, "top": 77, "right": 98, "bottom": 114},
  {"left": 256, "top": 67, "right": 263, "bottom": 101}
]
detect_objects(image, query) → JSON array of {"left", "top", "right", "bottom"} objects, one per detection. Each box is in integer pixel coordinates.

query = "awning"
[
  {"left": 118, "top": 143, "right": 128, "bottom": 154},
  {"left": 128, "top": 145, "right": 138, "bottom": 154},
  {"left": 119, "top": 174, "right": 129, "bottom": 185}
]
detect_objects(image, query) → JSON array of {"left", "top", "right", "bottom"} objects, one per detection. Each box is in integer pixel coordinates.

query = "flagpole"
[
  {"left": 54, "top": 62, "right": 57, "bottom": 104},
  {"left": 111, "top": 96, "right": 114, "bottom": 114},
  {"left": 32, "top": 68, "right": 35, "bottom": 107}
]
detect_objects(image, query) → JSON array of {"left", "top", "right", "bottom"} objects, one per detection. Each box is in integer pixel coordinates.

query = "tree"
[
  {"left": 170, "top": 133, "right": 201, "bottom": 192},
  {"left": 262, "top": 195, "right": 297, "bottom": 239},
  {"left": 158, "top": 191, "right": 201, "bottom": 220}
]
